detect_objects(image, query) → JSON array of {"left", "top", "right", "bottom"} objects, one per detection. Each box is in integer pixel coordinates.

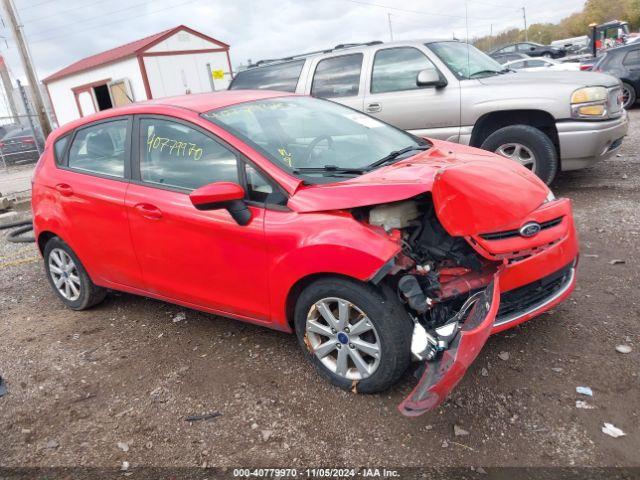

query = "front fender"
[{"left": 265, "top": 210, "right": 401, "bottom": 330}]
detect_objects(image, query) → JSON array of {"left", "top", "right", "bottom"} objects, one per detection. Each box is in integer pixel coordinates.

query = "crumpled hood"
[{"left": 287, "top": 141, "right": 548, "bottom": 235}]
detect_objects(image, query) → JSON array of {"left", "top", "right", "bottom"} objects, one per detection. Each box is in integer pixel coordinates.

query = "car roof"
[
  {"left": 50, "top": 90, "right": 295, "bottom": 139},
  {"left": 243, "top": 39, "right": 455, "bottom": 70},
  {"left": 605, "top": 43, "right": 640, "bottom": 55},
  {"left": 140, "top": 89, "right": 294, "bottom": 113}
]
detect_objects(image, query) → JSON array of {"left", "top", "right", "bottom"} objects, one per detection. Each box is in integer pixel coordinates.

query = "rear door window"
[
  {"left": 371, "top": 47, "right": 437, "bottom": 94},
  {"left": 68, "top": 119, "right": 128, "bottom": 178},
  {"left": 229, "top": 60, "right": 304, "bottom": 92},
  {"left": 138, "top": 118, "right": 238, "bottom": 191},
  {"left": 311, "top": 54, "right": 363, "bottom": 98}
]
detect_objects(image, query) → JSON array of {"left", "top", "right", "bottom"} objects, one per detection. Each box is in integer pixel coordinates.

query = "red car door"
[
  {"left": 125, "top": 116, "right": 271, "bottom": 322},
  {"left": 50, "top": 116, "right": 142, "bottom": 287}
]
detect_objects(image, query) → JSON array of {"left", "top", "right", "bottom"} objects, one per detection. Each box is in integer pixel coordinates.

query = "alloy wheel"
[
  {"left": 48, "top": 248, "right": 81, "bottom": 301},
  {"left": 495, "top": 143, "right": 537, "bottom": 172},
  {"left": 305, "top": 297, "right": 381, "bottom": 381}
]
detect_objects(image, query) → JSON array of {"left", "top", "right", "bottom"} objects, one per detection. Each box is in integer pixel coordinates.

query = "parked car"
[
  {"left": 32, "top": 91, "right": 579, "bottom": 416},
  {"left": 579, "top": 57, "right": 598, "bottom": 71},
  {"left": 230, "top": 40, "right": 628, "bottom": 184},
  {"left": 489, "top": 42, "right": 566, "bottom": 59},
  {"left": 593, "top": 43, "right": 640, "bottom": 109},
  {"left": 489, "top": 51, "right": 529, "bottom": 64},
  {"left": 503, "top": 57, "right": 581, "bottom": 72},
  {"left": 0, "top": 126, "right": 39, "bottom": 165}
]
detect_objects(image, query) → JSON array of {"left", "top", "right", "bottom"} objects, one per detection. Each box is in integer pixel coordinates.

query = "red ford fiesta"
[{"left": 32, "top": 91, "right": 578, "bottom": 416}]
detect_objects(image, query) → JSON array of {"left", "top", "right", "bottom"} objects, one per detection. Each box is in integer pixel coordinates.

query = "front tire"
[
  {"left": 481, "top": 124, "right": 558, "bottom": 185},
  {"left": 43, "top": 237, "right": 107, "bottom": 310},
  {"left": 622, "top": 82, "right": 637, "bottom": 109},
  {"left": 294, "top": 278, "right": 412, "bottom": 394}
]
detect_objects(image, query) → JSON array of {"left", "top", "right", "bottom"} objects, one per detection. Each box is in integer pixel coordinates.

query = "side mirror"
[
  {"left": 416, "top": 69, "right": 447, "bottom": 88},
  {"left": 189, "top": 182, "right": 252, "bottom": 226}
]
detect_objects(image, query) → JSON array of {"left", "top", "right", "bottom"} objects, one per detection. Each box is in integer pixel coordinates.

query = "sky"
[{"left": 0, "top": 0, "right": 586, "bottom": 115}]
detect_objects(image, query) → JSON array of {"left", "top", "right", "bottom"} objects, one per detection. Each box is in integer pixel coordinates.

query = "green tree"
[{"left": 474, "top": 0, "right": 639, "bottom": 52}]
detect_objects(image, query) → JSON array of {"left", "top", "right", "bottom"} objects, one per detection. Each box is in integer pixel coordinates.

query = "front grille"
[
  {"left": 608, "top": 87, "right": 623, "bottom": 116},
  {"left": 480, "top": 217, "right": 563, "bottom": 241},
  {"left": 496, "top": 262, "right": 574, "bottom": 324}
]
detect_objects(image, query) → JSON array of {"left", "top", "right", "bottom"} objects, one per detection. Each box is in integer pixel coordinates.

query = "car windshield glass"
[
  {"left": 203, "top": 97, "right": 427, "bottom": 180},
  {"left": 429, "top": 41, "right": 505, "bottom": 79}
]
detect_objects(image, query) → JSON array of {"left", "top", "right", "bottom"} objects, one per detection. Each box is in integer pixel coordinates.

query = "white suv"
[{"left": 230, "top": 40, "right": 628, "bottom": 184}]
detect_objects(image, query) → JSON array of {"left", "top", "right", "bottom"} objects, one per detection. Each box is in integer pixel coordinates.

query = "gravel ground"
[{"left": 0, "top": 111, "right": 638, "bottom": 469}]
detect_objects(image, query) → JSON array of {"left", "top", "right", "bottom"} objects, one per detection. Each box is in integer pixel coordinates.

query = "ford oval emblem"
[{"left": 519, "top": 222, "right": 541, "bottom": 238}]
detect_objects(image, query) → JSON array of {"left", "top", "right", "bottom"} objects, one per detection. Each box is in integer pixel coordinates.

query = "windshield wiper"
[
  {"left": 468, "top": 69, "right": 501, "bottom": 78},
  {"left": 292, "top": 165, "right": 366, "bottom": 175},
  {"left": 365, "top": 145, "right": 431, "bottom": 170}
]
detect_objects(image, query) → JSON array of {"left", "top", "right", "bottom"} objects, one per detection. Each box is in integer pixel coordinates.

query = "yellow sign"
[{"left": 212, "top": 69, "right": 225, "bottom": 80}]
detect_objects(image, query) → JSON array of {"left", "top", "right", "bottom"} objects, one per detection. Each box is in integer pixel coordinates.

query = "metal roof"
[{"left": 43, "top": 25, "right": 229, "bottom": 84}]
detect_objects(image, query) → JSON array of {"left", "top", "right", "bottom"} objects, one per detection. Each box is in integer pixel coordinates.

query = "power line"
[
  {"left": 16, "top": 0, "right": 57, "bottom": 10},
  {"left": 20, "top": 0, "right": 112, "bottom": 24},
  {"left": 29, "top": 0, "right": 200, "bottom": 44},
  {"left": 342, "top": 0, "right": 494, "bottom": 21},
  {"left": 26, "top": 0, "right": 161, "bottom": 39},
  {"left": 466, "top": 0, "right": 519, "bottom": 10}
]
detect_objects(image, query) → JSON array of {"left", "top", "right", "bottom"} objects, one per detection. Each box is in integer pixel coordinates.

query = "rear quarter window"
[
  {"left": 229, "top": 60, "right": 305, "bottom": 92},
  {"left": 53, "top": 135, "right": 70, "bottom": 165}
]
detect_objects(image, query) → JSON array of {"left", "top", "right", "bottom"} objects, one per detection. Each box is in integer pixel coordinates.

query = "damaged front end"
[{"left": 355, "top": 195, "right": 503, "bottom": 416}]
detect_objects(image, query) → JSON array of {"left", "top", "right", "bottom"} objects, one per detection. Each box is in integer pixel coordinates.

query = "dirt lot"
[{"left": 0, "top": 111, "right": 639, "bottom": 470}]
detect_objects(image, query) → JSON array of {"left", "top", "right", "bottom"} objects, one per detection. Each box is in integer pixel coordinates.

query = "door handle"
[
  {"left": 134, "top": 203, "right": 163, "bottom": 220},
  {"left": 55, "top": 183, "right": 73, "bottom": 197},
  {"left": 366, "top": 102, "right": 382, "bottom": 113}
]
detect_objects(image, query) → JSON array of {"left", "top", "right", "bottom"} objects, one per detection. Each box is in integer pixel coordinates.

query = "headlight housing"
[
  {"left": 571, "top": 86, "right": 608, "bottom": 119},
  {"left": 545, "top": 189, "right": 556, "bottom": 203}
]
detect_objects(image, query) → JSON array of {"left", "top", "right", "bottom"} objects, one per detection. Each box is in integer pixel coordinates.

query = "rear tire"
[
  {"left": 481, "top": 124, "right": 558, "bottom": 185},
  {"left": 622, "top": 82, "right": 637, "bottom": 109},
  {"left": 294, "top": 277, "right": 412, "bottom": 394},
  {"left": 43, "top": 237, "right": 107, "bottom": 311}
]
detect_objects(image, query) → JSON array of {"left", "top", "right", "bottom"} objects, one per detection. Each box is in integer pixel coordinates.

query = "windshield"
[
  {"left": 429, "top": 41, "right": 505, "bottom": 79},
  {"left": 203, "top": 97, "right": 426, "bottom": 180}
]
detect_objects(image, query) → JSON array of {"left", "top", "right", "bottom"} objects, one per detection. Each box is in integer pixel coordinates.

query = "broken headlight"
[{"left": 545, "top": 189, "right": 556, "bottom": 203}]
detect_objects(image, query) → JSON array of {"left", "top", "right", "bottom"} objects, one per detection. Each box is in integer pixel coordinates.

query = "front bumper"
[
  {"left": 466, "top": 197, "right": 579, "bottom": 333},
  {"left": 398, "top": 273, "right": 501, "bottom": 416},
  {"left": 556, "top": 111, "right": 628, "bottom": 171},
  {"left": 494, "top": 260, "right": 576, "bottom": 330}
]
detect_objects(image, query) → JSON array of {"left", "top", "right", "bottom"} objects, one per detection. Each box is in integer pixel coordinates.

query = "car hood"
[
  {"left": 479, "top": 70, "right": 620, "bottom": 88},
  {"left": 287, "top": 140, "right": 549, "bottom": 235}
]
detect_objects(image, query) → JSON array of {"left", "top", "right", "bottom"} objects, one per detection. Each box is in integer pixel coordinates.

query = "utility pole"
[
  {"left": 17, "top": 79, "right": 41, "bottom": 154},
  {"left": 522, "top": 6, "right": 528, "bottom": 41},
  {"left": 387, "top": 13, "right": 394, "bottom": 41},
  {"left": 1, "top": 0, "right": 52, "bottom": 137},
  {"left": 0, "top": 55, "right": 18, "bottom": 121}
]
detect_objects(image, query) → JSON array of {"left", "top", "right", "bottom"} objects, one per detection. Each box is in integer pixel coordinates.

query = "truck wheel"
[
  {"left": 622, "top": 82, "right": 636, "bottom": 109},
  {"left": 43, "top": 237, "right": 107, "bottom": 310},
  {"left": 481, "top": 124, "right": 558, "bottom": 185},
  {"left": 294, "top": 277, "right": 412, "bottom": 394}
]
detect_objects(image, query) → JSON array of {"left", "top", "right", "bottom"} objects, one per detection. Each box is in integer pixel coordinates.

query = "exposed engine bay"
[{"left": 355, "top": 195, "right": 501, "bottom": 364}]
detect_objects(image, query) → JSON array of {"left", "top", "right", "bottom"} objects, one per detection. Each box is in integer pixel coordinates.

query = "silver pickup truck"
[{"left": 230, "top": 40, "right": 628, "bottom": 184}]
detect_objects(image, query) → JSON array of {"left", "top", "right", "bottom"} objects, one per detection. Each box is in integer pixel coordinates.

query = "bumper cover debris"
[{"left": 398, "top": 272, "right": 501, "bottom": 417}]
